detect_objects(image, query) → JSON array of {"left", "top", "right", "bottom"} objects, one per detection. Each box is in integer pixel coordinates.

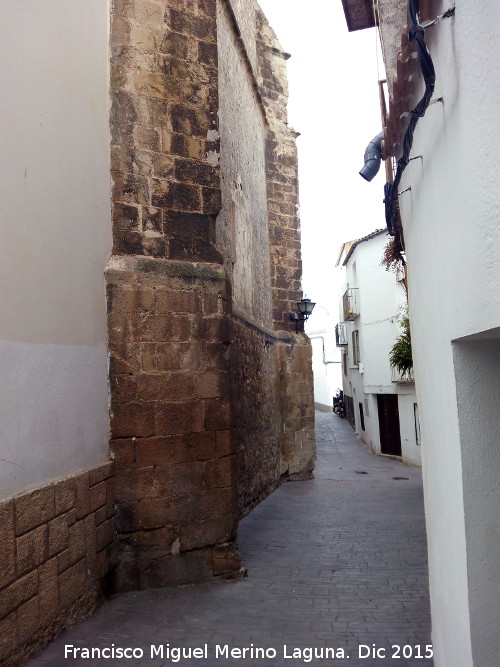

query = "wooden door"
[{"left": 377, "top": 394, "right": 402, "bottom": 456}]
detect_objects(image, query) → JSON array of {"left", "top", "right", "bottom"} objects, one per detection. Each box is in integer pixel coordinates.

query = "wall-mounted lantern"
[{"left": 290, "top": 297, "right": 316, "bottom": 333}]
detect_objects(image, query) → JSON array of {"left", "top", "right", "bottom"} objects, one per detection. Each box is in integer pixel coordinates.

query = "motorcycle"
[{"left": 333, "top": 389, "right": 345, "bottom": 418}]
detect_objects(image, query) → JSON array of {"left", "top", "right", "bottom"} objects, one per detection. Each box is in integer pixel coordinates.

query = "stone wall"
[
  {"left": 108, "top": 0, "right": 315, "bottom": 589},
  {"left": 255, "top": 8, "right": 303, "bottom": 331},
  {"left": 107, "top": 256, "right": 241, "bottom": 590},
  {"left": 278, "top": 340, "right": 316, "bottom": 480},
  {"left": 231, "top": 318, "right": 283, "bottom": 515},
  {"left": 0, "top": 463, "right": 115, "bottom": 666}
]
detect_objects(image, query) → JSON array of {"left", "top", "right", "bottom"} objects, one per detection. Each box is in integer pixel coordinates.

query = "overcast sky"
[{"left": 257, "top": 0, "right": 387, "bottom": 323}]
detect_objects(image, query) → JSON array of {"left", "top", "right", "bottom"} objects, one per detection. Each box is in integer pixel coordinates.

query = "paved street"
[{"left": 28, "top": 412, "right": 432, "bottom": 667}]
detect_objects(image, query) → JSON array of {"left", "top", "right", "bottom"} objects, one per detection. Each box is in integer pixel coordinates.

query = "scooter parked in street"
[{"left": 333, "top": 389, "right": 345, "bottom": 418}]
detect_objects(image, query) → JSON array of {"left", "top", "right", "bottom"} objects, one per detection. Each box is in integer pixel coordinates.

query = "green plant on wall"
[{"left": 390, "top": 308, "right": 413, "bottom": 373}]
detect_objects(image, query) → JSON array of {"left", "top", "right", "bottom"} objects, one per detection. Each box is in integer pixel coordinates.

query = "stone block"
[
  {"left": 163, "top": 210, "right": 214, "bottom": 242},
  {"left": 134, "top": 126, "right": 160, "bottom": 152},
  {"left": 195, "top": 371, "right": 227, "bottom": 399},
  {"left": 111, "top": 145, "right": 153, "bottom": 178},
  {"left": 199, "top": 487, "right": 235, "bottom": 521},
  {"left": 170, "top": 103, "right": 210, "bottom": 137},
  {"left": 211, "top": 542, "right": 242, "bottom": 577},
  {"left": 113, "top": 229, "right": 144, "bottom": 256},
  {"left": 111, "top": 403, "right": 155, "bottom": 438},
  {"left": 89, "top": 462, "right": 114, "bottom": 486},
  {"left": 0, "top": 570, "right": 38, "bottom": 618},
  {"left": 216, "top": 430, "right": 234, "bottom": 457},
  {"left": 169, "top": 9, "right": 215, "bottom": 43},
  {"left": 84, "top": 515, "right": 98, "bottom": 578},
  {"left": 15, "top": 486, "right": 55, "bottom": 536},
  {"left": 137, "top": 373, "right": 195, "bottom": 402},
  {"left": 54, "top": 479, "right": 76, "bottom": 515},
  {"left": 141, "top": 343, "right": 157, "bottom": 372},
  {"left": 69, "top": 520, "right": 86, "bottom": 565},
  {"left": 106, "top": 477, "right": 116, "bottom": 520},
  {"left": 168, "top": 237, "right": 222, "bottom": 263},
  {"left": 155, "top": 181, "right": 202, "bottom": 212},
  {"left": 110, "top": 438, "right": 136, "bottom": 471},
  {"left": 135, "top": 436, "right": 174, "bottom": 467},
  {"left": 112, "top": 171, "right": 149, "bottom": 206},
  {"left": 0, "top": 501, "right": 15, "bottom": 589},
  {"left": 94, "top": 506, "right": 107, "bottom": 527},
  {"left": 172, "top": 431, "right": 217, "bottom": 463},
  {"left": 0, "top": 613, "right": 17, "bottom": 662},
  {"left": 201, "top": 186, "right": 221, "bottom": 215},
  {"left": 198, "top": 40, "right": 217, "bottom": 68},
  {"left": 160, "top": 30, "right": 189, "bottom": 58},
  {"left": 156, "top": 342, "right": 204, "bottom": 372},
  {"left": 155, "top": 401, "right": 205, "bottom": 435},
  {"left": 155, "top": 289, "right": 199, "bottom": 314},
  {"left": 138, "top": 548, "right": 214, "bottom": 589},
  {"left": 57, "top": 549, "right": 70, "bottom": 574},
  {"left": 115, "top": 467, "right": 156, "bottom": 504},
  {"left": 203, "top": 456, "right": 234, "bottom": 489},
  {"left": 201, "top": 316, "right": 232, "bottom": 344},
  {"left": 88, "top": 482, "right": 107, "bottom": 516},
  {"left": 48, "top": 513, "right": 69, "bottom": 558},
  {"left": 154, "top": 461, "right": 205, "bottom": 500},
  {"left": 17, "top": 595, "right": 40, "bottom": 644},
  {"left": 38, "top": 557, "right": 59, "bottom": 622},
  {"left": 96, "top": 519, "right": 115, "bottom": 553},
  {"left": 205, "top": 398, "right": 232, "bottom": 431},
  {"left": 111, "top": 376, "right": 138, "bottom": 405},
  {"left": 58, "top": 560, "right": 87, "bottom": 609},
  {"left": 206, "top": 342, "right": 229, "bottom": 371},
  {"left": 142, "top": 206, "right": 163, "bottom": 234},
  {"left": 178, "top": 515, "right": 235, "bottom": 552},
  {"left": 174, "top": 158, "right": 219, "bottom": 188},
  {"left": 74, "top": 472, "right": 90, "bottom": 520},
  {"left": 16, "top": 525, "right": 47, "bottom": 576}
]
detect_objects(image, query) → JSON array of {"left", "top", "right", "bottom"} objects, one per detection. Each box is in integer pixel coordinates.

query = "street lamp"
[{"left": 290, "top": 297, "right": 316, "bottom": 333}]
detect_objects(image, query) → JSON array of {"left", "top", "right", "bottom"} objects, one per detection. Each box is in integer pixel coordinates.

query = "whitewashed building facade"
[
  {"left": 336, "top": 230, "right": 420, "bottom": 466},
  {"left": 342, "top": 1, "right": 500, "bottom": 665}
]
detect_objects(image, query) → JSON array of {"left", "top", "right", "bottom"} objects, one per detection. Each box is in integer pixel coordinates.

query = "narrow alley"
[{"left": 28, "top": 413, "right": 432, "bottom": 667}]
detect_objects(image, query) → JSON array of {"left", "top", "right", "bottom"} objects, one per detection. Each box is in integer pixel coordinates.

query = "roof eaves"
[{"left": 342, "top": 229, "right": 386, "bottom": 266}]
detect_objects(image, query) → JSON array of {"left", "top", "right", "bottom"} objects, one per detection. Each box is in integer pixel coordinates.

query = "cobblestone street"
[{"left": 28, "top": 412, "right": 432, "bottom": 667}]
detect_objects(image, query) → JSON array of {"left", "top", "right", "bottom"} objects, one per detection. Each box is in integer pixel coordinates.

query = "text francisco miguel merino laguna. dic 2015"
[{"left": 64, "top": 643, "right": 434, "bottom": 661}]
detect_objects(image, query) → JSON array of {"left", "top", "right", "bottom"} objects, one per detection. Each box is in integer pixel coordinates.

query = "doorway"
[{"left": 377, "top": 394, "right": 402, "bottom": 456}]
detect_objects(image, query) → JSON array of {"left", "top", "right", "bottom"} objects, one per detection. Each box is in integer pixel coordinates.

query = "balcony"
[
  {"left": 342, "top": 288, "right": 359, "bottom": 321},
  {"left": 335, "top": 322, "right": 348, "bottom": 346},
  {"left": 391, "top": 366, "right": 415, "bottom": 384}
]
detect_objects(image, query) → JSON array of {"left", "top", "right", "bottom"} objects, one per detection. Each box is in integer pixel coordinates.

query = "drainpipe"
[{"left": 359, "top": 131, "right": 384, "bottom": 182}]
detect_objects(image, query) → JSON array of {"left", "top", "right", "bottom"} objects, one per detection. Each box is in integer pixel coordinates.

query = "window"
[
  {"left": 414, "top": 403, "right": 421, "bottom": 446},
  {"left": 342, "top": 351, "right": 348, "bottom": 376},
  {"left": 359, "top": 402, "right": 365, "bottom": 431},
  {"left": 352, "top": 330, "right": 360, "bottom": 366}
]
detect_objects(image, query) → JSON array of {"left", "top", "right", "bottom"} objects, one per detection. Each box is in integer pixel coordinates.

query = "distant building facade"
[
  {"left": 336, "top": 230, "right": 420, "bottom": 467},
  {"left": 342, "top": 1, "right": 500, "bottom": 665},
  {"left": 0, "top": 1, "right": 314, "bottom": 663}
]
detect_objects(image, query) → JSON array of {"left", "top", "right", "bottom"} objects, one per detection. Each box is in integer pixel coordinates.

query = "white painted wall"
[
  {"left": 0, "top": 1, "right": 112, "bottom": 499},
  {"left": 307, "top": 305, "right": 342, "bottom": 409},
  {"left": 339, "top": 232, "right": 420, "bottom": 466},
  {"left": 397, "top": 2, "right": 500, "bottom": 664}
]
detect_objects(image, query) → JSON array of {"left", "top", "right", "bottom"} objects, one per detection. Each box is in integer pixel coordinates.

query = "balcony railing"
[
  {"left": 335, "top": 322, "right": 348, "bottom": 346},
  {"left": 391, "top": 366, "right": 415, "bottom": 383},
  {"left": 342, "top": 288, "right": 359, "bottom": 321}
]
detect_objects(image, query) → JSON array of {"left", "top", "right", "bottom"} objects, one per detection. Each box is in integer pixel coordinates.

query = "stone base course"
[{"left": 0, "top": 462, "right": 116, "bottom": 667}]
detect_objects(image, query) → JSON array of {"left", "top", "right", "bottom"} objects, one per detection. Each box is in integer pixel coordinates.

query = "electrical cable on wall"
[{"left": 383, "top": 1, "right": 455, "bottom": 236}]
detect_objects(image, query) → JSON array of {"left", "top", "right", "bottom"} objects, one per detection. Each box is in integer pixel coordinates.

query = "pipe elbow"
[{"left": 359, "top": 131, "right": 384, "bottom": 182}]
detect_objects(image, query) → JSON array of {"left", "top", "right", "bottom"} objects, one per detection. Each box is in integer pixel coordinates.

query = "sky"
[{"left": 257, "top": 0, "right": 387, "bottom": 326}]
